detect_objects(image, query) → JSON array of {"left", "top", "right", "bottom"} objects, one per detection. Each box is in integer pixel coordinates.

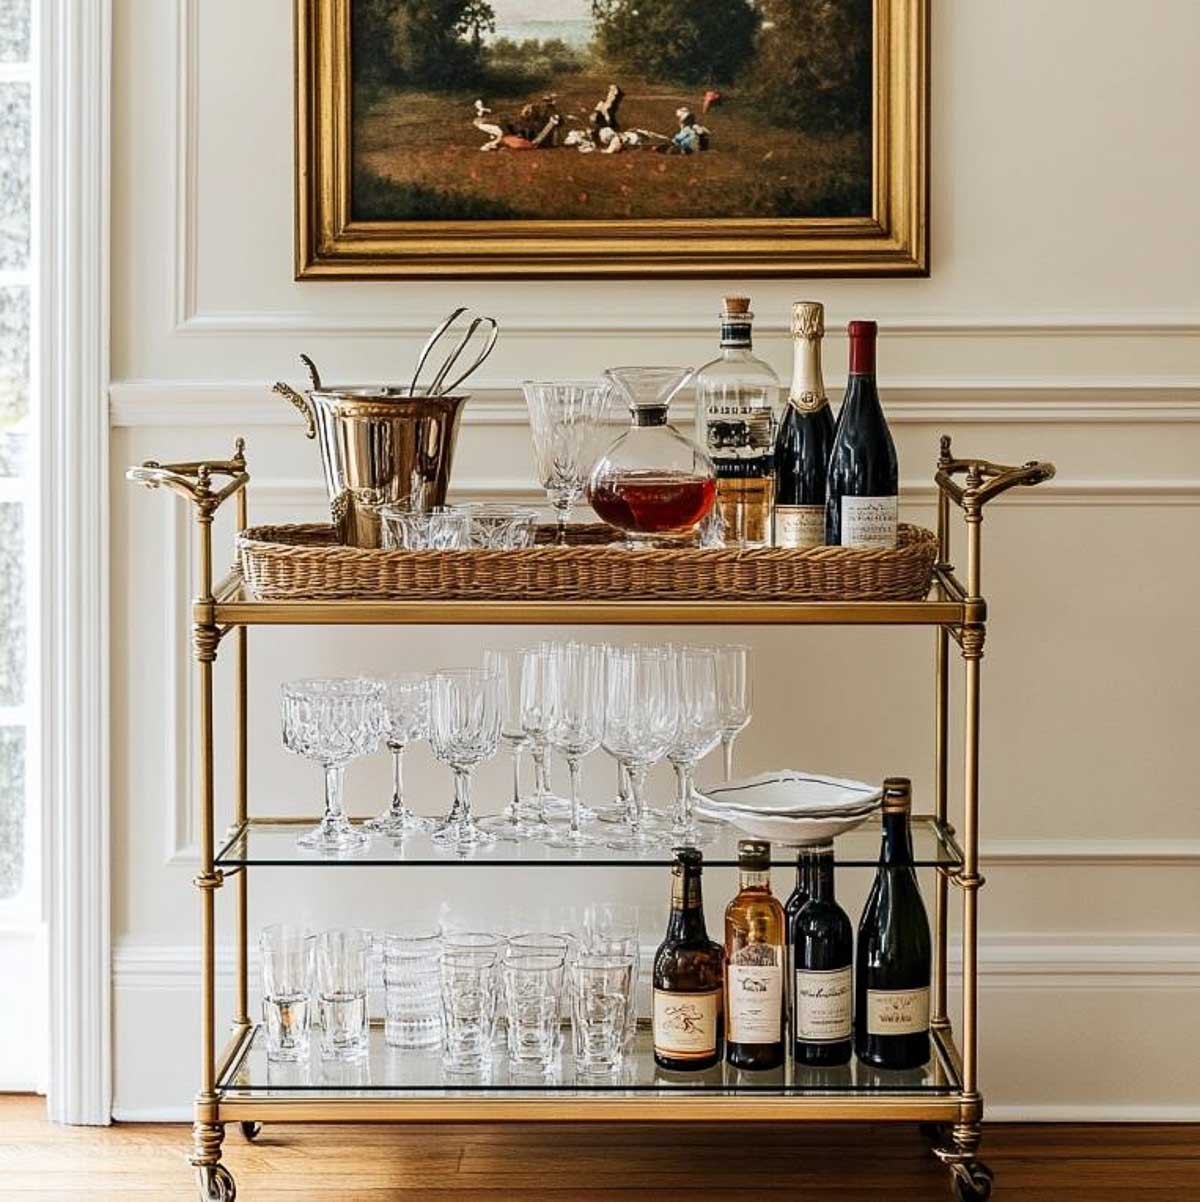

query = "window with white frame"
[{"left": 0, "top": 0, "right": 41, "bottom": 1090}]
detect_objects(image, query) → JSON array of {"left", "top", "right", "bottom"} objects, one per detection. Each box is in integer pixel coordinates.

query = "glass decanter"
[{"left": 587, "top": 367, "right": 717, "bottom": 547}]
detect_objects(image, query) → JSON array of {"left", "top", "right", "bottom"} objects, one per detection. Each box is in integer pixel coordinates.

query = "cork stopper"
[
  {"left": 881, "top": 777, "right": 912, "bottom": 814},
  {"left": 791, "top": 301, "right": 824, "bottom": 340},
  {"left": 722, "top": 296, "right": 751, "bottom": 316}
]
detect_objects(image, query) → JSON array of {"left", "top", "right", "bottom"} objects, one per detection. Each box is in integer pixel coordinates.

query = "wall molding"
[{"left": 110, "top": 379, "right": 1200, "bottom": 430}]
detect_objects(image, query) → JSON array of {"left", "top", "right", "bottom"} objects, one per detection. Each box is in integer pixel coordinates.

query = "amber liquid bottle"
[
  {"left": 724, "top": 839, "right": 786, "bottom": 1070},
  {"left": 653, "top": 848, "right": 725, "bottom": 1071}
]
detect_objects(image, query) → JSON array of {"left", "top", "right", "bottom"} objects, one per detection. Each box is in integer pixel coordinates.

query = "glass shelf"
[
  {"left": 220, "top": 1023, "right": 959, "bottom": 1098},
  {"left": 216, "top": 814, "right": 962, "bottom": 871}
]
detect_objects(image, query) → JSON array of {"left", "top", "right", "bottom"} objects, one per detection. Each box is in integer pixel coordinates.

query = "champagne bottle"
[
  {"left": 793, "top": 842, "right": 853, "bottom": 1067},
  {"left": 774, "top": 301, "right": 836, "bottom": 548},
  {"left": 724, "top": 839, "right": 786, "bottom": 1070},
  {"left": 825, "top": 320, "right": 899, "bottom": 548},
  {"left": 652, "top": 847, "right": 725, "bottom": 1071},
  {"left": 855, "top": 778, "right": 932, "bottom": 1069}
]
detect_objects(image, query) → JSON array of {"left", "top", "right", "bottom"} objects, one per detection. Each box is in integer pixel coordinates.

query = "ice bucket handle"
[{"left": 271, "top": 381, "right": 317, "bottom": 440}]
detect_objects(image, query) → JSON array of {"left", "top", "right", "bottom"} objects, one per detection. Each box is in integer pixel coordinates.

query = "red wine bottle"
[
  {"left": 793, "top": 842, "right": 853, "bottom": 1067},
  {"left": 855, "top": 779, "right": 932, "bottom": 1070},
  {"left": 825, "top": 321, "right": 898, "bottom": 547},
  {"left": 774, "top": 301, "right": 835, "bottom": 548}
]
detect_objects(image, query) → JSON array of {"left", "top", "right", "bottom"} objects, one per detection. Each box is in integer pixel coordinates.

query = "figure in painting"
[{"left": 473, "top": 98, "right": 561, "bottom": 151}]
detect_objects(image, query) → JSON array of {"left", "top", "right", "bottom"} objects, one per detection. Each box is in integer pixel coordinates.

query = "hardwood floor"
[{"left": 1, "top": 1097, "right": 1196, "bottom": 1200}]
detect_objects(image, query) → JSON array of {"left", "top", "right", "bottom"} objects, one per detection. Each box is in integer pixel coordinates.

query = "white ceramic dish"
[
  {"left": 700, "top": 771, "right": 882, "bottom": 818},
  {"left": 694, "top": 802, "right": 880, "bottom": 847}
]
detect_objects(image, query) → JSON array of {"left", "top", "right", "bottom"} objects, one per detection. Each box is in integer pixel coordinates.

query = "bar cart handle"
[
  {"left": 934, "top": 435, "right": 1056, "bottom": 511},
  {"left": 126, "top": 440, "right": 250, "bottom": 513}
]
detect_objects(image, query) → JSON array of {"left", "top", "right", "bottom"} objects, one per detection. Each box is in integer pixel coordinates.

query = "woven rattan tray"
[{"left": 237, "top": 522, "right": 938, "bottom": 602}]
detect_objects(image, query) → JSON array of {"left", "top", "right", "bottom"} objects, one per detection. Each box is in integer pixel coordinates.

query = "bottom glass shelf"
[{"left": 220, "top": 1022, "right": 960, "bottom": 1099}]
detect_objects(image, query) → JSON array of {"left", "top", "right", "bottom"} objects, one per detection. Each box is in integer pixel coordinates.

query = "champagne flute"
[
  {"left": 667, "top": 646, "right": 722, "bottom": 844},
  {"left": 715, "top": 643, "right": 752, "bottom": 780},
  {"left": 543, "top": 643, "right": 605, "bottom": 848}
]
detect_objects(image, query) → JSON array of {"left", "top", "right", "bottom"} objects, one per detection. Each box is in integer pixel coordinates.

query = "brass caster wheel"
[
  {"left": 950, "top": 1160, "right": 993, "bottom": 1202},
  {"left": 239, "top": 1121, "right": 262, "bottom": 1141},
  {"left": 197, "top": 1163, "right": 236, "bottom": 1202}
]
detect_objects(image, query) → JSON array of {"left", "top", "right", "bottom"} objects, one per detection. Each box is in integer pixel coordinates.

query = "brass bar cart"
[{"left": 128, "top": 436, "right": 1054, "bottom": 1202}]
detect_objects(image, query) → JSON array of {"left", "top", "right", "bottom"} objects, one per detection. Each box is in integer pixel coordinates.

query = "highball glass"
[
  {"left": 282, "top": 678, "right": 384, "bottom": 853},
  {"left": 571, "top": 953, "right": 635, "bottom": 1076},
  {"left": 440, "top": 950, "right": 499, "bottom": 1071},
  {"left": 315, "top": 928, "right": 371, "bottom": 1062},
  {"left": 259, "top": 924, "right": 314, "bottom": 1063},
  {"left": 503, "top": 952, "right": 566, "bottom": 1073},
  {"left": 383, "top": 929, "right": 443, "bottom": 1049}
]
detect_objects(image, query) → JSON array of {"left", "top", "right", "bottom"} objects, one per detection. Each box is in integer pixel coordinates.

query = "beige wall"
[{"left": 108, "top": 0, "right": 1200, "bottom": 1117}]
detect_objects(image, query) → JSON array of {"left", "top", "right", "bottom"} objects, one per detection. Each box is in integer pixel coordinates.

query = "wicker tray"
[{"left": 237, "top": 522, "right": 938, "bottom": 603}]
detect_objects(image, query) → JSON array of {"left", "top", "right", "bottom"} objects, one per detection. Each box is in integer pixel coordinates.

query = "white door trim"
[{"left": 39, "top": 0, "right": 112, "bottom": 1125}]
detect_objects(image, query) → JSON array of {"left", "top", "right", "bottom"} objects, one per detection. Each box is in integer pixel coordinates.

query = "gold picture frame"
[{"left": 295, "top": 0, "right": 928, "bottom": 279}]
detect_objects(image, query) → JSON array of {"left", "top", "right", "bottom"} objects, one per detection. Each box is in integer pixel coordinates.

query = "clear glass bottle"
[
  {"left": 693, "top": 297, "right": 781, "bottom": 548},
  {"left": 588, "top": 366, "right": 717, "bottom": 547}
]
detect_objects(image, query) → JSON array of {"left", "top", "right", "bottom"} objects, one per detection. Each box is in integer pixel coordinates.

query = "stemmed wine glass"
[
  {"left": 365, "top": 673, "right": 434, "bottom": 837},
  {"left": 429, "top": 669, "right": 502, "bottom": 849},
  {"left": 543, "top": 642, "right": 605, "bottom": 849},
  {"left": 715, "top": 644, "right": 752, "bottom": 780},
  {"left": 478, "top": 649, "right": 545, "bottom": 840},
  {"left": 282, "top": 678, "right": 385, "bottom": 853},
  {"left": 522, "top": 380, "right": 612, "bottom": 543},
  {"left": 601, "top": 646, "right": 678, "bottom": 851},
  {"left": 666, "top": 646, "right": 722, "bottom": 845},
  {"left": 519, "top": 645, "right": 569, "bottom": 818}
]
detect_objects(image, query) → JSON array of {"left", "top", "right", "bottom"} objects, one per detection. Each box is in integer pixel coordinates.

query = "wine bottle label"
[
  {"left": 775, "top": 505, "right": 825, "bottom": 549},
  {"left": 795, "top": 967, "right": 852, "bottom": 1043},
  {"left": 866, "top": 987, "right": 930, "bottom": 1036},
  {"left": 653, "top": 988, "right": 721, "bottom": 1059},
  {"left": 726, "top": 962, "right": 783, "bottom": 1043},
  {"left": 840, "top": 496, "right": 898, "bottom": 548}
]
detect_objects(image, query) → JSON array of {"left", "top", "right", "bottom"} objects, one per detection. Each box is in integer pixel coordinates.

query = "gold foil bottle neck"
[
  {"left": 791, "top": 301, "right": 825, "bottom": 341},
  {"left": 882, "top": 777, "right": 912, "bottom": 814}
]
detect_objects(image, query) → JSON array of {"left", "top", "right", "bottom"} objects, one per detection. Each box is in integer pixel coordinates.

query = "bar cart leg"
[{"left": 936, "top": 469, "right": 991, "bottom": 1200}]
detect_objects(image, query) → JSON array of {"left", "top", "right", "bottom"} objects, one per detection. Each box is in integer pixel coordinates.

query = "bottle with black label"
[
  {"left": 774, "top": 300, "right": 836, "bottom": 548},
  {"left": 855, "top": 778, "right": 932, "bottom": 1069},
  {"left": 652, "top": 847, "right": 725, "bottom": 1071},
  {"left": 724, "top": 839, "right": 786, "bottom": 1070},
  {"left": 793, "top": 841, "right": 853, "bottom": 1067},
  {"left": 825, "top": 320, "right": 899, "bottom": 548},
  {"left": 693, "top": 297, "right": 780, "bottom": 548}
]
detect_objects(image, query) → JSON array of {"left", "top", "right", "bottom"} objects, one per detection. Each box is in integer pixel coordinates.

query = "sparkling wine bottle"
[
  {"left": 652, "top": 848, "right": 725, "bottom": 1071},
  {"left": 693, "top": 297, "right": 781, "bottom": 548},
  {"left": 825, "top": 320, "right": 899, "bottom": 548},
  {"left": 774, "top": 301, "right": 836, "bottom": 548},
  {"left": 793, "top": 842, "right": 853, "bottom": 1067},
  {"left": 724, "top": 839, "right": 786, "bottom": 1071},
  {"left": 855, "top": 778, "right": 932, "bottom": 1070}
]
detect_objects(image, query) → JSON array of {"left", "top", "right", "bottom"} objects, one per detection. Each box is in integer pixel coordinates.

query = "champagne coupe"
[
  {"left": 522, "top": 379, "right": 612, "bottom": 543},
  {"left": 543, "top": 642, "right": 605, "bottom": 849},
  {"left": 601, "top": 645, "right": 679, "bottom": 851},
  {"left": 429, "top": 669, "right": 502, "bottom": 849},
  {"left": 478, "top": 649, "right": 545, "bottom": 839},
  {"left": 666, "top": 646, "right": 722, "bottom": 844},
  {"left": 365, "top": 673, "right": 434, "bottom": 837},
  {"left": 715, "top": 644, "right": 752, "bottom": 780},
  {"left": 282, "top": 677, "right": 384, "bottom": 853}
]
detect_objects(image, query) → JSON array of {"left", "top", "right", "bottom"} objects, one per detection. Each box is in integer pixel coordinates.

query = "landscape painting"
[
  {"left": 294, "top": 0, "right": 928, "bottom": 277},
  {"left": 350, "top": 0, "right": 874, "bottom": 222}
]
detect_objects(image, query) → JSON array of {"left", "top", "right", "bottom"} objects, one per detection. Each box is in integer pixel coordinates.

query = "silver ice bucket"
[{"left": 273, "top": 373, "right": 468, "bottom": 549}]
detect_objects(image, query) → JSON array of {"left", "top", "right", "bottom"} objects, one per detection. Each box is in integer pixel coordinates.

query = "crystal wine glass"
[
  {"left": 543, "top": 642, "right": 605, "bottom": 848},
  {"left": 282, "top": 677, "right": 384, "bottom": 853},
  {"left": 522, "top": 380, "right": 612, "bottom": 543},
  {"left": 519, "top": 645, "right": 568, "bottom": 818},
  {"left": 601, "top": 645, "right": 679, "bottom": 851},
  {"left": 715, "top": 643, "right": 752, "bottom": 780},
  {"left": 478, "top": 649, "right": 546, "bottom": 839},
  {"left": 667, "top": 646, "right": 722, "bottom": 844},
  {"left": 429, "top": 669, "right": 502, "bottom": 849},
  {"left": 365, "top": 673, "right": 434, "bottom": 837}
]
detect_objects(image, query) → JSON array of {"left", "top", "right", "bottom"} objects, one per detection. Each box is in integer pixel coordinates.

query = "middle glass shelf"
[{"left": 215, "top": 813, "right": 962, "bottom": 870}]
